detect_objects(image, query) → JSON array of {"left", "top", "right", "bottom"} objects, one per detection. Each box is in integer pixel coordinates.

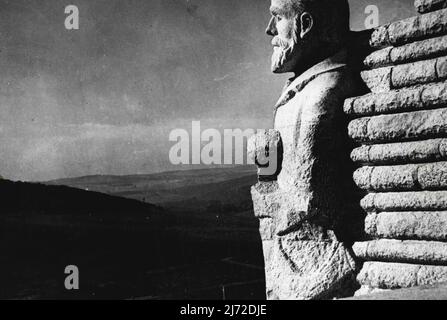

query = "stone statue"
[{"left": 248, "top": 0, "right": 366, "bottom": 300}]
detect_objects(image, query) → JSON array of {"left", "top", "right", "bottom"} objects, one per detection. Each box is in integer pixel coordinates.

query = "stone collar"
[{"left": 275, "top": 50, "right": 348, "bottom": 109}]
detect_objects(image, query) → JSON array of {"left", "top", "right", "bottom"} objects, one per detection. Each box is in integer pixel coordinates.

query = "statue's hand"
[
  {"left": 275, "top": 209, "right": 308, "bottom": 236},
  {"left": 247, "top": 129, "right": 283, "bottom": 181}
]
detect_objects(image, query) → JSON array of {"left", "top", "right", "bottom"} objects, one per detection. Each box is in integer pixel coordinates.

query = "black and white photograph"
[{"left": 1, "top": 0, "right": 447, "bottom": 305}]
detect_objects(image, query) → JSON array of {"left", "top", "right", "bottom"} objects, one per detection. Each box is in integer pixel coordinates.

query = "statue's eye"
[{"left": 275, "top": 15, "right": 282, "bottom": 22}]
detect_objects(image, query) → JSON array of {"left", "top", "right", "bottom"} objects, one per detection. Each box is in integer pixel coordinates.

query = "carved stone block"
[{"left": 365, "top": 211, "right": 447, "bottom": 241}]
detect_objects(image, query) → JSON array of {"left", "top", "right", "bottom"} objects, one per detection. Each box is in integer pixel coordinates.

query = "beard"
[{"left": 271, "top": 36, "right": 298, "bottom": 73}]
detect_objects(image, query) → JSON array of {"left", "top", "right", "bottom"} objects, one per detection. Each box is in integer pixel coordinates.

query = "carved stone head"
[{"left": 266, "top": 0, "right": 350, "bottom": 74}]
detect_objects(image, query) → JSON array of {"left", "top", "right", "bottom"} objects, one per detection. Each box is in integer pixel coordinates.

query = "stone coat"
[{"left": 252, "top": 50, "right": 365, "bottom": 299}]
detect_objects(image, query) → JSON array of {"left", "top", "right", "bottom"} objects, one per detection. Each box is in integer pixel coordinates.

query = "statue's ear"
[{"left": 299, "top": 12, "right": 314, "bottom": 39}]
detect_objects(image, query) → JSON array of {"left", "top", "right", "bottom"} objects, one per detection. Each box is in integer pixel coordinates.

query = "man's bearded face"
[{"left": 267, "top": 0, "right": 301, "bottom": 73}]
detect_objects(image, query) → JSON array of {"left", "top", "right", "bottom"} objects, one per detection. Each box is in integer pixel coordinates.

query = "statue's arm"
[{"left": 293, "top": 75, "right": 346, "bottom": 221}]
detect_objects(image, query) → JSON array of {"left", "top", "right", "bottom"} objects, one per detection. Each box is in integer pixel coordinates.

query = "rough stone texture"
[
  {"left": 419, "top": 162, "right": 447, "bottom": 189},
  {"left": 393, "top": 35, "right": 447, "bottom": 64},
  {"left": 251, "top": 44, "right": 364, "bottom": 299},
  {"left": 438, "top": 53, "right": 447, "bottom": 77},
  {"left": 370, "top": 9, "right": 447, "bottom": 48},
  {"left": 365, "top": 211, "right": 447, "bottom": 241},
  {"left": 348, "top": 108, "right": 447, "bottom": 144},
  {"left": 352, "top": 286, "right": 390, "bottom": 300},
  {"left": 348, "top": 117, "right": 370, "bottom": 142},
  {"left": 415, "top": 0, "right": 447, "bottom": 14},
  {"left": 353, "top": 240, "right": 447, "bottom": 264},
  {"left": 364, "top": 47, "right": 393, "bottom": 69},
  {"left": 250, "top": 51, "right": 364, "bottom": 299},
  {"left": 353, "top": 162, "right": 447, "bottom": 192},
  {"left": 365, "top": 35, "right": 447, "bottom": 68},
  {"left": 346, "top": 2, "right": 447, "bottom": 298},
  {"left": 350, "top": 282, "right": 447, "bottom": 299},
  {"left": 392, "top": 57, "right": 441, "bottom": 88},
  {"left": 352, "top": 286, "right": 391, "bottom": 297},
  {"left": 361, "top": 56, "right": 447, "bottom": 92},
  {"left": 351, "top": 139, "right": 447, "bottom": 165},
  {"left": 259, "top": 218, "right": 275, "bottom": 241},
  {"left": 265, "top": 230, "right": 357, "bottom": 300},
  {"left": 251, "top": 182, "right": 308, "bottom": 233},
  {"left": 354, "top": 165, "right": 415, "bottom": 191},
  {"left": 247, "top": 129, "right": 282, "bottom": 180},
  {"left": 361, "top": 191, "right": 447, "bottom": 212},
  {"left": 256, "top": 0, "right": 447, "bottom": 300},
  {"left": 360, "top": 67, "right": 392, "bottom": 93},
  {"left": 420, "top": 80, "right": 447, "bottom": 107},
  {"left": 370, "top": 25, "right": 391, "bottom": 49},
  {"left": 357, "top": 261, "right": 447, "bottom": 289},
  {"left": 345, "top": 82, "right": 447, "bottom": 117}
]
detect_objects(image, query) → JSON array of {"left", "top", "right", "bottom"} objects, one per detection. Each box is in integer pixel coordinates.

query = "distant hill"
[
  {"left": 0, "top": 179, "right": 162, "bottom": 217},
  {"left": 46, "top": 166, "right": 258, "bottom": 211},
  {"left": 0, "top": 168, "right": 265, "bottom": 300}
]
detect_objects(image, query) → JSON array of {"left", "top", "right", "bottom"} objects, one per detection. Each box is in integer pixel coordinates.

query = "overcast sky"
[{"left": 0, "top": 0, "right": 415, "bottom": 181}]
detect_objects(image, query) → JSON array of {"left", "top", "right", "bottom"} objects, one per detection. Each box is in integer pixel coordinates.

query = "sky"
[{"left": 0, "top": 0, "right": 416, "bottom": 181}]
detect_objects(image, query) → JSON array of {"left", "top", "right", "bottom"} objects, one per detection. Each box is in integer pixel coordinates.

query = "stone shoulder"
[{"left": 289, "top": 67, "right": 359, "bottom": 116}]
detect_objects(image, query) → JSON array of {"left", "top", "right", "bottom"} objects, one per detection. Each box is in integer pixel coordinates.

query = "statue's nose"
[{"left": 266, "top": 17, "right": 277, "bottom": 36}]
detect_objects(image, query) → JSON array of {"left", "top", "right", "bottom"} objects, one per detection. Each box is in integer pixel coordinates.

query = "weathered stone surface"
[
  {"left": 358, "top": 262, "right": 418, "bottom": 288},
  {"left": 354, "top": 165, "right": 417, "bottom": 191},
  {"left": 252, "top": 41, "right": 364, "bottom": 300},
  {"left": 357, "top": 262, "right": 447, "bottom": 289},
  {"left": 251, "top": 181, "right": 317, "bottom": 237},
  {"left": 365, "top": 35, "right": 447, "bottom": 68},
  {"left": 348, "top": 108, "right": 447, "bottom": 143},
  {"left": 351, "top": 139, "right": 447, "bottom": 165},
  {"left": 345, "top": 82, "right": 447, "bottom": 117},
  {"left": 252, "top": 179, "right": 360, "bottom": 242},
  {"left": 393, "top": 57, "right": 441, "bottom": 88},
  {"left": 342, "top": 3, "right": 447, "bottom": 301},
  {"left": 392, "top": 35, "right": 447, "bottom": 65},
  {"left": 247, "top": 129, "right": 283, "bottom": 180},
  {"left": 364, "top": 47, "right": 393, "bottom": 69},
  {"left": 259, "top": 218, "right": 275, "bottom": 241},
  {"left": 365, "top": 211, "right": 447, "bottom": 241},
  {"left": 360, "top": 67, "right": 392, "bottom": 93},
  {"left": 348, "top": 117, "right": 370, "bottom": 141},
  {"left": 353, "top": 286, "right": 391, "bottom": 297},
  {"left": 251, "top": 182, "right": 283, "bottom": 219},
  {"left": 361, "top": 191, "right": 447, "bottom": 212},
  {"left": 361, "top": 56, "right": 447, "bottom": 92},
  {"left": 393, "top": 57, "right": 440, "bottom": 88},
  {"left": 370, "top": 9, "right": 447, "bottom": 48},
  {"left": 370, "top": 25, "right": 390, "bottom": 49},
  {"left": 265, "top": 232, "right": 357, "bottom": 300},
  {"left": 421, "top": 79, "right": 447, "bottom": 106},
  {"left": 252, "top": 0, "right": 367, "bottom": 299},
  {"left": 351, "top": 282, "right": 447, "bottom": 299},
  {"left": 353, "top": 162, "right": 447, "bottom": 192},
  {"left": 250, "top": 0, "right": 447, "bottom": 301},
  {"left": 419, "top": 162, "right": 447, "bottom": 189},
  {"left": 353, "top": 239, "right": 447, "bottom": 264},
  {"left": 415, "top": 0, "right": 447, "bottom": 14},
  {"left": 438, "top": 54, "right": 447, "bottom": 77}
]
